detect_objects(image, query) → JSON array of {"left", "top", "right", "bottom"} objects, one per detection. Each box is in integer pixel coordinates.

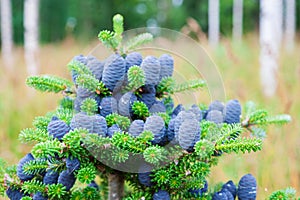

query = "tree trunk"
[
  {"left": 208, "top": 0, "right": 220, "bottom": 47},
  {"left": 24, "top": 0, "right": 39, "bottom": 75},
  {"left": 233, "top": 0, "right": 243, "bottom": 41},
  {"left": 259, "top": 0, "right": 283, "bottom": 97},
  {"left": 108, "top": 172, "right": 124, "bottom": 200},
  {"left": 284, "top": 0, "right": 295, "bottom": 51},
  {"left": 0, "top": 0, "right": 13, "bottom": 69}
]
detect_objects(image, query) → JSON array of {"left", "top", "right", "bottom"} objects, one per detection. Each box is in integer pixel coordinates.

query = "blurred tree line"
[{"left": 6, "top": 0, "right": 300, "bottom": 44}]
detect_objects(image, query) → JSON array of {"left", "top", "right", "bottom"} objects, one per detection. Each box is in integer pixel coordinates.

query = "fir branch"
[
  {"left": 266, "top": 114, "right": 292, "bottom": 125},
  {"left": 81, "top": 134, "right": 112, "bottom": 163},
  {"left": 32, "top": 140, "right": 64, "bottom": 158},
  {"left": 82, "top": 133, "right": 111, "bottom": 148},
  {"left": 80, "top": 98, "right": 98, "bottom": 115},
  {"left": 76, "top": 164, "right": 96, "bottom": 184},
  {"left": 59, "top": 97, "right": 74, "bottom": 110},
  {"left": 194, "top": 139, "right": 215, "bottom": 160},
  {"left": 131, "top": 101, "right": 150, "bottom": 119},
  {"left": 105, "top": 113, "right": 131, "bottom": 130},
  {"left": 75, "top": 74, "right": 110, "bottom": 96},
  {"left": 19, "top": 128, "right": 50, "bottom": 144},
  {"left": 198, "top": 103, "right": 208, "bottom": 111},
  {"left": 113, "top": 14, "right": 124, "bottom": 44},
  {"left": 123, "top": 33, "right": 153, "bottom": 53},
  {"left": 282, "top": 187, "right": 297, "bottom": 199},
  {"left": 137, "top": 131, "right": 154, "bottom": 145},
  {"left": 248, "top": 109, "right": 268, "bottom": 125},
  {"left": 0, "top": 159, "right": 6, "bottom": 196},
  {"left": 112, "top": 132, "right": 146, "bottom": 153},
  {"left": 32, "top": 116, "right": 51, "bottom": 131},
  {"left": 21, "top": 197, "right": 32, "bottom": 200},
  {"left": 172, "top": 79, "right": 206, "bottom": 93},
  {"left": 26, "top": 75, "right": 72, "bottom": 93},
  {"left": 67, "top": 60, "right": 92, "bottom": 76},
  {"left": 0, "top": 164, "right": 19, "bottom": 181},
  {"left": 200, "top": 120, "right": 220, "bottom": 140},
  {"left": 269, "top": 187, "right": 297, "bottom": 200},
  {"left": 21, "top": 180, "right": 45, "bottom": 194},
  {"left": 76, "top": 74, "right": 98, "bottom": 92},
  {"left": 189, "top": 161, "right": 210, "bottom": 177},
  {"left": 215, "top": 137, "right": 262, "bottom": 154},
  {"left": 0, "top": 159, "right": 5, "bottom": 175},
  {"left": 152, "top": 169, "right": 170, "bottom": 187},
  {"left": 115, "top": 116, "right": 131, "bottom": 131},
  {"left": 169, "top": 177, "right": 182, "bottom": 189},
  {"left": 111, "top": 147, "right": 130, "bottom": 163},
  {"left": 22, "top": 159, "right": 48, "bottom": 176},
  {"left": 47, "top": 184, "right": 67, "bottom": 199},
  {"left": 105, "top": 113, "right": 120, "bottom": 127},
  {"left": 0, "top": 186, "right": 4, "bottom": 197},
  {"left": 62, "top": 128, "right": 88, "bottom": 157},
  {"left": 269, "top": 190, "right": 288, "bottom": 200},
  {"left": 122, "top": 191, "right": 152, "bottom": 200},
  {"left": 71, "top": 190, "right": 82, "bottom": 199},
  {"left": 47, "top": 157, "right": 65, "bottom": 173},
  {"left": 96, "top": 81, "right": 110, "bottom": 96},
  {"left": 127, "top": 66, "right": 145, "bottom": 90},
  {"left": 156, "top": 77, "right": 176, "bottom": 97},
  {"left": 185, "top": 176, "right": 208, "bottom": 192},
  {"left": 143, "top": 146, "right": 167, "bottom": 165},
  {"left": 63, "top": 128, "right": 88, "bottom": 147},
  {"left": 98, "top": 30, "right": 118, "bottom": 51},
  {"left": 217, "top": 123, "right": 243, "bottom": 143},
  {"left": 83, "top": 187, "right": 100, "bottom": 199},
  {"left": 55, "top": 107, "right": 74, "bottom": 125}
]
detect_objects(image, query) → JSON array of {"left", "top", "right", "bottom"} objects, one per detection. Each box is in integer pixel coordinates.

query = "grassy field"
[{"left": 0, "top": 35, "right": 299, "bottom": 199}]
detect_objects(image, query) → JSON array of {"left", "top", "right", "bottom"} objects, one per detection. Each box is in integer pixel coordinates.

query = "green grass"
[{"left": 0, "top": 35, "right": 299, "bottom": 199}]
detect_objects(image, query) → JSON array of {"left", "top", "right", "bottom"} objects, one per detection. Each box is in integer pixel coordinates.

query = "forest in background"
[{"left": 2, "top": 0, "right": 264, "bottom": 44}]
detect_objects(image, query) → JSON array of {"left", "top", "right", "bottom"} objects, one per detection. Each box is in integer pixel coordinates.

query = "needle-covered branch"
[{"left": 26, "top": 75, "right": 72, "bottom": 93}]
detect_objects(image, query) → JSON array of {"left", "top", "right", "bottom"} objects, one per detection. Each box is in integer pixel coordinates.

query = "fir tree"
[{"left": 0, "top": 14, "right": 293, "bottom": 200}]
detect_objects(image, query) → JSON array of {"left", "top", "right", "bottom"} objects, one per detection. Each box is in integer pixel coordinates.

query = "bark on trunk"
[
  {"left": 108, "top": 172, "right": 124, "bottom": 200},
  {"left": 233, "top": 0, "right": 243, "bottom": 41},
  {"left": 24, "top": 0, "right": 39, "bottom": 75},
  {"left": 208, "top": 0, "right": 220, "bottom": 47},
  {"left": 284, "top": 0, "right": 295, "bottom": 51},
  {"left": 259, "top": 0, "right": 283, "bottom": 97},
  {"left": 0, "top": 0, "right": 13, "bottom": 69}
]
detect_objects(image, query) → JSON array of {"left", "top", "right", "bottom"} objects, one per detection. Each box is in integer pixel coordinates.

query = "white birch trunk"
[
  {"left": 233, "top": 0, "right": 243, "bottom": 41},
  {"left": 284, "top": 0, "right": 295, "bottom": 51},
  {"left": 259, "top": 0, "right": 283, "bottom": 97},
  {"left": 208, "top": 0, "right": 219, "bottom": 47},
  {"left": 0, "top": 0, "right": 13, "bottom": 69},
  {"left": 24, "top": 0, "right": 39, "bottom": 75}
]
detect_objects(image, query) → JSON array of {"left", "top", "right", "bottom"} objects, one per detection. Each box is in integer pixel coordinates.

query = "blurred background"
[{"left": 0, "top": 0, "right": 300, "bottom": 198}]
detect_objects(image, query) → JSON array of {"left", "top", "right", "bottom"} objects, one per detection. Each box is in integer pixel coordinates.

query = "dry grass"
[
  {"left": 0, "top": 34, "right": 299, "bottom": 199},
  {"left": 208, "top": 34, "right": 300, "bottom": 198}
]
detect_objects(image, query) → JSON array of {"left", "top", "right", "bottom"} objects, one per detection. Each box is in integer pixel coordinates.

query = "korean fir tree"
[{"left": 0, "top": 14, "right": 293, "bottom": 200}]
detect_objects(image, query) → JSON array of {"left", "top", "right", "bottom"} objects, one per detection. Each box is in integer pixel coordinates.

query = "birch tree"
[
  {"left": 284, "top": 0, "right": 296, "bottom": 51},
  {"left": 24, "top": 0, "right": 39, "bottom": 75},
  {"left": 233, "top": 0, "right": 243, "bottom": 41},
  {"left": 259, "top": 0, "right": 283, "bottom": 97},
  {"left": 0, "top": 0, "right": 13, "bottom": 69},
  {"left": 208, "top": 0, "right": 220, "bottom": 47}
]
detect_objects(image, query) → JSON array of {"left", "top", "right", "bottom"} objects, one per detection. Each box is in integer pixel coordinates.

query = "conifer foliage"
[{"left": 0, "top": 14, "right": 292, "bottom": 200}]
